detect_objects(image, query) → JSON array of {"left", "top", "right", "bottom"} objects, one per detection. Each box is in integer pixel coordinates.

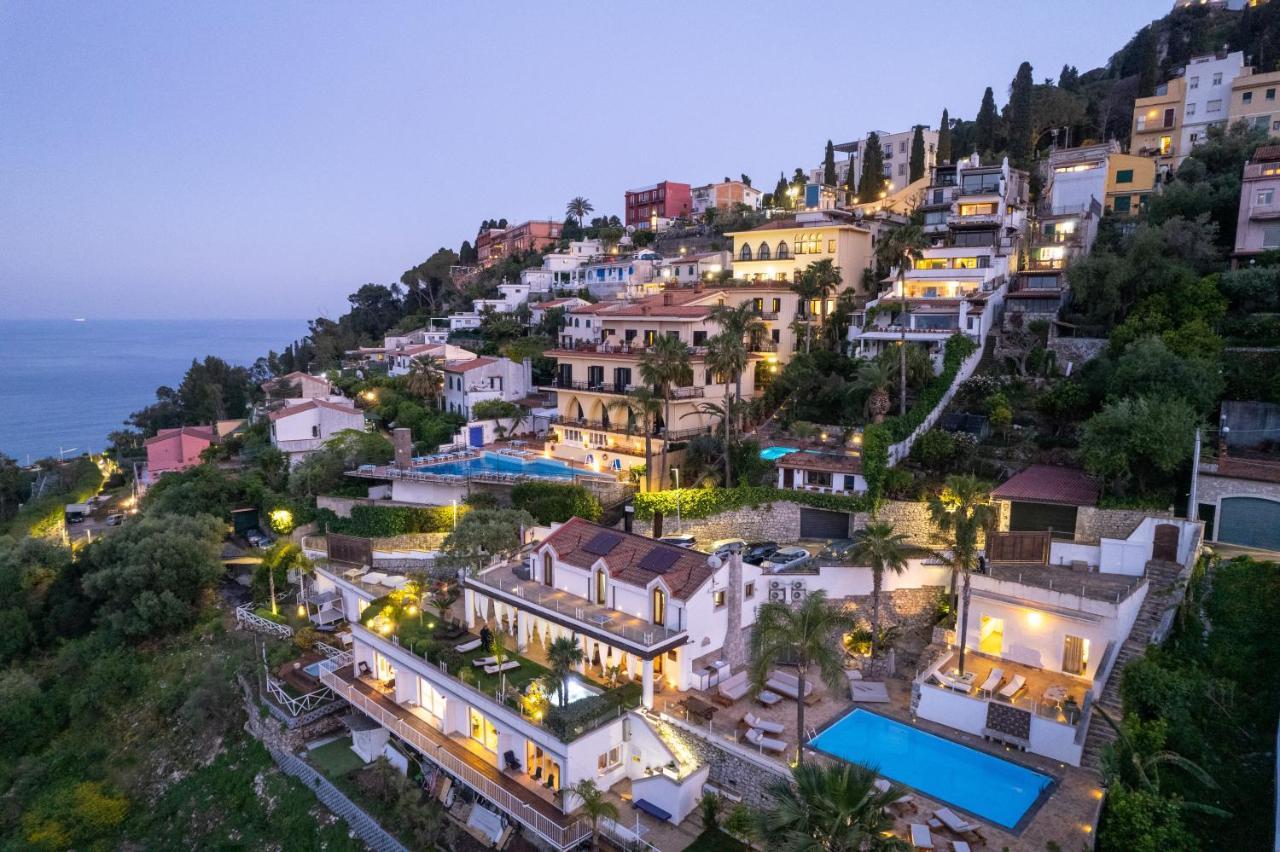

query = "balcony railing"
[
  {"left": 549, "top": 416, "right": 711, "bottom": 442},
  {"left": 552, "top": 341, "right": 710, "bottom": 357},
  {"left": 544, "top": 379, "right": 704, "bottom": 399},
  {"left": 956, "top": 183, "right": 1003, "bottom": 197},
  {"left": 1023, "top": 259, "right": 1066, "bottom": 271}
]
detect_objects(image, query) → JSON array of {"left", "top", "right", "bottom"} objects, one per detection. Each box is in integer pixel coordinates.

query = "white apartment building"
[
  {"left": 442, "top": 356, "right": 532, "bottom": 420},
  {"left": 268, "top": 399, "right": 366, "bottom": 465},
  {"left": 814, "top": 127, "right": 939, "bottom": 190},
  {"left": 1179, "top": 51, "right": 1245, "bottom": 155},
  {"left": 449, "top": 283, "right": 534, "bottom": 331},
  {"left": 386, "top": 343, "right": 477, "bottom": 377}
]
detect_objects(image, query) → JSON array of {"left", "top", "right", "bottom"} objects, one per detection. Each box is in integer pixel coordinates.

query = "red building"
[
  {"left": 475, "top": 220, "right": 562, "bottom": 266},
  {"left": 624, "top": 181, "right": 692, "bottom": 229}
]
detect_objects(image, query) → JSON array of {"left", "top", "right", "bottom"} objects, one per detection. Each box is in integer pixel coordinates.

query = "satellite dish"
[{"left": 707, "top": 555, "right": 722, "bottom": 570}]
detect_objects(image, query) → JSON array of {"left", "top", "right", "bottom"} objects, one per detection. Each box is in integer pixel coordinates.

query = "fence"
[
  {"left": 235, "top": 605, "right": 294, "bottom": 639},
  {"left": 268, "top": 748, "right": 407, "bottom": 852},
  {"left": 887, "top": 344, "right": 985, "bottom": 465}
]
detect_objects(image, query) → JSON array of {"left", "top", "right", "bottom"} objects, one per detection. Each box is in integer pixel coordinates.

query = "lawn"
[
  {"left": 308, "top": 737, "right": 367, "bottom": 779},
  {"left": 457, "top": 643, "right": 554, "bottom": 694}
]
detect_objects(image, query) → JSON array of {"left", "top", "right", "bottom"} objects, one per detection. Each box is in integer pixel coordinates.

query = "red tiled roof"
[
  {"left": 776, "top": 451, "right": 862, "bottom": 474},
  {"left": 261, "top": 371, "right": 328, "bottom": 391},
  {"left": 267, "top": 399, "right": 362, "bottom": 421},
  {"left": 1253, "top": 144, "right": 1280, "bottom": 163},
  {"left": 992, "top": 464, "right": 1100, "bottom": 507},
  {"left": 444, "top": 356, "right": 499, "bottom": 373},
  {"left": 539, "top": 517, "right": 713, "bottom": 601},
  {"left": 144, "top": 425, "right": 215, "bottom": 446},
  {"left": 569, "top": 302, "right": 620, "bottom": 315}
]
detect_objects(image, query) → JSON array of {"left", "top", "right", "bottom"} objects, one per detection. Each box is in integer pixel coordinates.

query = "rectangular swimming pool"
[
  {"left": 809, "top": 709, "right": 1052, "bottom": 829},
  {"left": 417, "top": 452, "right": 579, "bottom": 480}
]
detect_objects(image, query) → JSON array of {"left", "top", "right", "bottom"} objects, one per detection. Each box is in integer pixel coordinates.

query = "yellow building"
[
  {"left": 725, "top": 210, "right": 875, "bottom": 296},
  {"left": 1131, "top": 77, "right": 1186, "bottom": 172},
  {"left": 1104, "top": 153, "right": 1157, "bottom": 216},
  {"left": 1230, "top": 68, "right": 1280, "bottom": 134}
]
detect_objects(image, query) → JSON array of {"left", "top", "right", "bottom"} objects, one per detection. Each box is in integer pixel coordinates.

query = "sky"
[{"left": 0, "top": 1, "right": 1172, "bottom": 321}]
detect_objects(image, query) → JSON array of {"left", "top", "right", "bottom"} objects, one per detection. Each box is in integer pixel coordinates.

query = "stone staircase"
[
  {"left": 1080, "top": 559, "right": 1189, "bottom": 769},
  {"left": 271, "top": 748, "right": 408, "bottom": 852}
]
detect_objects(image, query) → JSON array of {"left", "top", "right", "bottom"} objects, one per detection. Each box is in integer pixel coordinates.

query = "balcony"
[
  {"left": 549, "top": 416, "right": 711, "bottom": 443},
  {"left": 956, "top": 183, "right": 1003, "bottom": 198},
  {"left": 543, "top": 380, "right": 704, "bottom": 399},
  {"left": 1022, "top": 259, "right": 1066, "bottom": 271},
  {"left": 549, "top": 341, "right": 711, "bottom": 358},
  {"left": 1249, "top": 202, "right": 1280, "bottom": 221},
  {"left": 949, "top": 212, "right": 1002, "bottom": 228}
]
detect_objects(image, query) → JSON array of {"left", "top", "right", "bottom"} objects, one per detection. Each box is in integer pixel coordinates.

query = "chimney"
[
  {"left": 663, "top": 292, "right": 673, "bottom": 306},
  {"left": 393, "top": 427, "right": 413, "bottom": 469},
  {"left": 721, "top": 548, "right": 746, "bottom": 668}
]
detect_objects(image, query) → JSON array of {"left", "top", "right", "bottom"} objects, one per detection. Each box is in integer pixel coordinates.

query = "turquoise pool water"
[
  {"left": 417, "top": 452, "right": 579, "bottom": 479},
  {"left": 759, "top": 446, "right": 799, "bottom": 461},
  {"left": 302, "top": 661, "right": 325, "bottom": 677},
  {"left": 809, "top": 710, "right": 1052, "bottom": 829}
]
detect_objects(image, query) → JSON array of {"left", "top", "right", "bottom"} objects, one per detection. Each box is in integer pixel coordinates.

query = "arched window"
[
  {"left": 776, "top": 241, "right": 789, "bottom": 259},
  {"left": 757, "top": 241, "right": 771, "bottom": 260},
  {"left": 739, "top": 243, "right": 752, "bottom": 261},
  {"left": 542, "top": 552, "right": 554, "bottom": 586}
]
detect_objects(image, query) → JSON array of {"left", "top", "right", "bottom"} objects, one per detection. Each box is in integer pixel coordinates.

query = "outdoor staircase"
[{"left": 1080, "top": 559, "right": 1189, "bottom": 769}]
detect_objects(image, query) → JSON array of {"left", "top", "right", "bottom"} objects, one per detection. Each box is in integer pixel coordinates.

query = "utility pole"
[{"left": 1187, "top": 428, "right": 1201, "bottom": 521}]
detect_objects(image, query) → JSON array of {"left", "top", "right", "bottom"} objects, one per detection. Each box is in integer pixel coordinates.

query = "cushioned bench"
[{"left": 634, "top": 799, "right": 673, "bottom": 822}]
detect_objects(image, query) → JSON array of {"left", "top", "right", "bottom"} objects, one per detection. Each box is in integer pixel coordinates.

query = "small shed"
[
  {"left": 343, "top": 714, "right": 389, "bottom": 764},
  {"left": 992, "top": 464, "right": 1100, "bottom": 540}
]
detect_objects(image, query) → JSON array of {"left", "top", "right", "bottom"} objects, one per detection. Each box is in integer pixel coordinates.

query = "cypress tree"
[
  {"left": 1058, "top": 64, "right": 1079, "bottom": 92},
  {"left": 1008, "top": 62, "right": 1034, "bottom": 167},
  {"left": 975, "top": 87, "right": 999, "bottom": 156},
  {"left": 822, "top": 140, "right": 837, "bottom": 186},
  {"left": 858, "top": 132, "right": 886, "bottom": 203},
  {"left": 909, "top": 125, "right": 926, "bottom": 183},
  {"left": 773, "top": 172, "right": 790, "bottom": 209},
  {"left": 937, "top": 108, "right": 952, "bottom": 164},
  {"left": 1132, "top": 26, "right": 1159, "bottom": 98}
]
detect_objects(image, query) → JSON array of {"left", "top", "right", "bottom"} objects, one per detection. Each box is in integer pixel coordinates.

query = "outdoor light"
[{"left": 297, "top": 604, "right": 306, "bottom": 618}]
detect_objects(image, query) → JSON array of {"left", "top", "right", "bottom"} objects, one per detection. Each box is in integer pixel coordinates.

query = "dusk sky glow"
[{"left": 2, "top": 1, "right": 1170, "bottom": 320}]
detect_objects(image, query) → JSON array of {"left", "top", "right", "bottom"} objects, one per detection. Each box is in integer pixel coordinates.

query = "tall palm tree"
[
  {"left": 875, "top": 224, "right": 928, "bottom": 416},
  {"left": 803, "top": 258, "right": 842, "bottom": 350},
  {"left": 607, "top": 388, "right": 662, "bottom": 492},
  {"left": 638, "top": 335, "right": 692, "bottom": 490},
  {"left": 566, "top": 778, "right": 620, "bottom": 850},
  {"left": 850, "top": 521, "right": 910, "bottom": 660},
  {"left": 926, "top": 474, "right": 996, "bottom": 676},
  {"left": 404, "top": 355, "right": 444, "bottom": 407},
  {"left": 566, "top": 197, "right": 594, "bottom": 227},
  {"left": 853, "top": 360, "right": 893, "bottom": 424},
  {"left": 749, "top": 590, "right": 854, "bottom": 764},
  {"left": 680, "top": 399, "right": 732, "bottom": 486},
  {"left": 756, "top": 761, "right": 910, "bottom": 852},
  {"left": 704, "top": 336, "right": 739, "bottom": 486},
  {"left": 546, "top": 635, "right": 585, "bottom": 707},
  {"left": 790, "top": 268, "right": 823, "bottom": 354},
  {"left": 707, "top": 302, "right": 765, "bottom": 429}
]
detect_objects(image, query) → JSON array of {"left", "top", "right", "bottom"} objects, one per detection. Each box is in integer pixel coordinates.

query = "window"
[
  {"left": 468, "top": 707, "right": 498, "bottom": 752},
  {"left": 776, "top": 241, "right": 789, "bottom": 259},
  {"left": 757, "top": 241, "right": 770, "bottom": 260},
  {"left": 1212, "top": 72, "right": 1222, "bottom": 86},
  {"left": 1244, "top": 91, "right": 1254, "bottom": 104},
  {"left": 808, "top": 470, "right": 832, "bottom": 488},
  {"left": 828, "top": 239, "right": 836, "bottom": 253},
  {"left": 1185, "top": 103, "right": 1196, "bottom": 116},
  {"left": 1207, "top": 99, "right": 1222, "bottom": 113},
  {"left": 1189, "top": 76, "right": 1199, "bottom": 89},
  {"left": 1159, "top": 135, "right": 1172, "bottom": 155},
  {"left": 959, "top": 202, "right": 996, "bottom": 217},
  {"left": 1163, "top": 108, "right": 1175, "bottom": 128},
  {"left": 1062, "top": 635, "right": 1090, "bottom": 676},
  {"left": 739, "top": 244, "right": 752, "bottom": 261},
  {"left": 713, "top": 589, "right": 726, "bottom": 608},
  {"left": 1113, "top": 196, "right": 1132, "bottom": 214},
  {"left": 595, "top": 569, "right": 607, "bottom": 604},
  {"left": 1269, "top": 88, "right": 1278, "bottom": 101},
  {"left": 542, "top": 553, "right": 554, "bottom": 586},
  {"left": 598, "top": 746, "right": 622, "bottom": 773},
  {"left": 652, "top": 588, "right": 666, "bottom": 625},
  {"left": 1258, "top": 189, "right": 1275, "bottom": 206},
  {"left": 771, "top": 328, "right": 780, "bottom": 343},
  {"left": 1264, "top": 227, "right": 1280, "bottom": 249},
  {"left": 745, "top": 582, "right": 755, "bottom": 599},
  {"left": 1256, "top": 116, "right": 1271, "bottom": 129}
]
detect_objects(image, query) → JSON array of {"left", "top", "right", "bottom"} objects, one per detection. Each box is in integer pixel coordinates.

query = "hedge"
[
  {"left": 544, "top": 682, "right": 643, "bottom": 741},
  {"left": 510, "top": 481, "right": 602, "bottom": 524},
  {"left": 315, "top": 503, "right": 468, "bottom": 538},
  {"left": 633, "top": 486, "right": 870, "bottom": 521}
]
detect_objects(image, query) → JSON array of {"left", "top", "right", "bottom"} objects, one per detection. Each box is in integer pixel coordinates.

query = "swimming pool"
[
  {"left": 759, "top": 446, "right": 800, "bottom": 461},
  {"left": 417, "top": 452, "right": 579, "bottom": 480},
  {"left": 302, "top": 661, "right": 326, "bottom": 678},
  {"left": 809, "top": 709, "right": 1052, "bottom": 829}
]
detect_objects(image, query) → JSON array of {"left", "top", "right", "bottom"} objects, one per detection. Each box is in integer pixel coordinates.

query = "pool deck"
[{"left": 667, "top": 653, "right": 1103, "bottom": 850}]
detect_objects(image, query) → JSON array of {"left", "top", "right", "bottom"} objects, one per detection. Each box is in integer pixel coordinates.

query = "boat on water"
[{"left": 73, "top": 317, "right": 86, "bottom": 322}]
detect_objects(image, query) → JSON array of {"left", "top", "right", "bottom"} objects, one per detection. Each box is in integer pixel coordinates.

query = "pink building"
[
  {"left": 145, "top": 426, "right": 214, "bottom": 477},
  {"left": 1234, "top": 145, "right": 1280, "bottom": 264},
  {"left": 625, "top": 181, "right": 692, "bottom": 228}
]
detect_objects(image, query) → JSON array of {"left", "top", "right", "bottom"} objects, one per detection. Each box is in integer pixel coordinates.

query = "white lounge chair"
[
  {"left": 934, "top": 672, "right": 971, "bottom": 694},
  {"left": 909, "top": 823, "right": 933, "bottom": 849},
  {"left": 765, "top": 669, "right": 814, "bottom": 700},
  {"left": 454, "top": 638, "right": 482, "bottom": 653},
  {"left": 744, "top": 712, "right": 785, "bottom": 735},
  {"left": 873, "top": 778, "right": 914, "bottom": 809},
  {"left": 717, "top": 670, "right": 751, "bottom": 702},
  {"left": 471, "top": 655, "right": 498, "bottom": 668},
  {"left": 978, "top": 667, "right": 1004, "bottom": 696},
  {"left": 484, "top": 660, "right": 520, "bottom": 675},
  {"left": 998, "top": 674, "right": 1026, "bottom": 700},
  {"left": 934, "top": 807, "right": 985, "bottom": 840},
  {"left": 952, "top": 843, "right": 971, "bottom": 852},
  {"left": 744, "top": 727, "right": 787, "bottom": 753}
]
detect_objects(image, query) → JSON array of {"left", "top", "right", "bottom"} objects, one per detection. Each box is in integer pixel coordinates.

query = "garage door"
[
  {"left": 799, "top": 508, "right": 850, "bottom": 539},
  {"left": 1009, "top": 501, "right": 1078, "bottom": 540},
  {"left": 1217, "top": 497, "right": 1280, "bottom": 551}
]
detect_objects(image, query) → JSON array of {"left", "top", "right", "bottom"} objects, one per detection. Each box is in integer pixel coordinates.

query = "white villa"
[{"left": 268, "top": 399, "right": 366, "bottom": 465}]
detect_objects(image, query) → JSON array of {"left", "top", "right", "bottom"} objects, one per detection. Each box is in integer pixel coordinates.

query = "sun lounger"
[
  {"left": 934, "top": 672, "right": 971, "bottom": 694},
  {"left": 851, "top": 681, "right": 891, "bottom": 703},
  {"left": 998, "top": 674, "right": 1026, "bottom": 700},
  {"left": 744, "top": 712, "right": 785, "bottom": 734},
  {"left": 978, "top": 668, "right": 1004, "bottom": 696},
  {"left": 484, "top": 660, "right": 520, "bottom": 675},
  {"left": 951, "top": 843, "right": 971, "bottom": 852},
  {"left": 455, "top": 638, "right": 483, "bottom": 653},
  {"left": 934, "top": 808, "right": 984, "bottom": 839},
  {"left": 756, "top": 690, "right": 782, "bottom": 706},
  {"left": 874, "top": 778, "right": 915, "bottom": 809},
  {"left": 471, "top": 656, "right": 498, "bottom": 667},
  {"left": 765, "top": 669, "right": 814, "bottom": 701},
  {"left": 744, "top": 727, "right": 787, "bottom": 753},
  {"left": 910, "top": 823, "right": 934, "bottom": 849}
]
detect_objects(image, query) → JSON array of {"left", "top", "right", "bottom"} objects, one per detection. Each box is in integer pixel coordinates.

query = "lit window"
[
  {"left": 827, "top": 239, "right": 836, "bottom": 253},
  {"left": 713, "top": 590, "right": 726, "bottom": 608}
]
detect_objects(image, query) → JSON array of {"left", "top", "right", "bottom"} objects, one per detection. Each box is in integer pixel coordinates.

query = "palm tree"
[
  {"left": 566, "top": 778, "right": 620, "bottom": 850},
  {"left": 756, "top": 761, "right": 910, "bottom": 851},
  {"left": 926, "top": 474, "right": 996, "bottom": 676},
  {"left": 790, "top": 268, "right": 822, "bottom": 354},
  {"left": 638, "top": 335, "right": 692, "bottom": 490},
  {"left": 875, "top": 224, "right": 928, "bottom": 416},
  {"left": 704, "top": 337, "right": 739, "bottom": 486},
  {"left": 566, "top": 197, "right": 594, "bottom": 227},
  {"left": 853, "top": 360, "right": 893, "bottom": 424},
  {"left": 803, "top": 258, "right": 842, "bottom": 349},
  {"left": 404, "top": 355, "right": 444, "bottom": 407},
  {"left": 749, "top": 590, "right": 854, "bottom": 764},
  {"left": 850, "top": 522, "right": 910, "bottom": 660},
  {"left": 607, "top": 388, "right": 662, "bottom": 492},
  {"left": 546, "top": 635, "right": 585, "bottom": 707},
  {"left": 707, "top": 302, "right": 765, "bottom": 430},
  {"left": 680, "top": 399, "right": 733, "bottom": 485}
]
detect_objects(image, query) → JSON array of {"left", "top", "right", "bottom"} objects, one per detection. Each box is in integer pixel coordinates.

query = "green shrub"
[
  {"left": 510, "top": 481, "right": 602, "bottom": 524},
  {"left": 632, "top": 486, "right": 869, "bottom": 521},
  {"left": 543, "top": 682, "right": 642, "bottom": 741},
  {"left": 316, "top": 504, "right": 466, "bottom": 537}
]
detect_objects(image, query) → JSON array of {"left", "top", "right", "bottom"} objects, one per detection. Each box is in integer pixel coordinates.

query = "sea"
[{"left": 0, "top": 319, "right": 309, "bottom": 464}]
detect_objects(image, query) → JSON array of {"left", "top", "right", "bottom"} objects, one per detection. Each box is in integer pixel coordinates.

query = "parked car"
[
  {"left": 761, "top": 546, "right": 811, "bottom": 572},
  {"left": 743, "top": 541, "right": 780, "bottom": 565},
  {"left": 105, "top": 513, "right": 124, "bottom": 526},
  {"left": 709, "top": 538, "right": 747, "bottom": 557},
  {"left": 658, "top": 534, "right": 696, "bottom": 548},
  {"left": 816, "top": 539, "right": 858, "bottom": 563}
]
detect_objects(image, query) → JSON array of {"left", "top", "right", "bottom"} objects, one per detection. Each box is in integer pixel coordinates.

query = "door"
[
  {"left": 1216, "top": 497, "right": 1280, "bottom": 551},
  {"left": 987, "top": 531, "right": 1050, "bottom": 563},
  {"left": 468, "top": 426, "right": 484, "bottom": 448},
  {"left": 1062, "top": 635, "right": 1089, "bottom": 676},
  {"left": 799, "top": 508, "right": 850, "bottom": 539},
  {"left": 978, "top": 616, "right": 1003, "bottom": 656},
  {"left": 1151, "top": 524, "right": 1180, "bottom": 562},
  {"left": 782, "top": 467, "right": 794, "bottom": 488}
]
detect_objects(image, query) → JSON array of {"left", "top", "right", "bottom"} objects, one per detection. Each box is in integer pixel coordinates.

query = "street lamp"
[{"left": 672, "top": 467, "right": 682, "bottom": 533}]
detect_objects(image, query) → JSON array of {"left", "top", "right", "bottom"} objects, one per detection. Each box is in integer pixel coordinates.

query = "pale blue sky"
[{"left": 1, "top": 1, "right": 1170, "bottom": 320}]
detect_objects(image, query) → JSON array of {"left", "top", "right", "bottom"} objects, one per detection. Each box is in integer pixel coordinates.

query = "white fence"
[
  {"left": 888, "top": 344, "right": 984, "bottom": 465},
  {"left": 235, "top": 605, "right": 294, "bottom": 639}
]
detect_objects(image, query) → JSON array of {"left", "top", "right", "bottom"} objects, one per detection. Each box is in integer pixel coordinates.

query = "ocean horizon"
[{"left": 0, "top": 318, "right": 309, "bottom": 464}]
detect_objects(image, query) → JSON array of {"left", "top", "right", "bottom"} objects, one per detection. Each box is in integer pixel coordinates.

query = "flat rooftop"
[{"left": 983, "top": 563, "right": 1143, "bottom": 603}]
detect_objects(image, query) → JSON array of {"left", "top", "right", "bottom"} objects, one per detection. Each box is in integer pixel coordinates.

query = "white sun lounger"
[
  {"left": 934, "top": 807, "right": 984, "bottom": 839},
  {"left": 873, "top": 778, "right": 915, "bottom": 809},
  {"left": 935, "top": 672, "right": 971, "bottom": 694},
  {"left": 484, "top": 660, "right": 520, "bottom": 675},
  {"left": 744, "top": 727, "right": 787, "bottom": 753},
  {"left": 454, "top": 638, "right": 482, "bottom": 653},
  {"left": 851, "top": 681, "right": 891, "bottom": 703},
  {"left": 951, "top": 843, "right": 972, "bottom": 852},
  {"left": 471, "top": 655, "right": 498, "bottom": 667},
  {"left": 910, "top": 823, "right": 933, "bottom": 849},
  {"left": 978, "top": 668, "right": 1004, "bottom": 696},
  {"left": 744, "top": 712, "right": 784, "bottom": 735},
  {"left": 998, "top": 674, "right": 1026, "bottom": 700}
]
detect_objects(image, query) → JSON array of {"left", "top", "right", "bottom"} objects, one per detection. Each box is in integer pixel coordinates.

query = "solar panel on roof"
[
  {"left": 638, "top": 547, "right": 681, "bottom": 574},
  {"left": 582, "top": 531, "right": 622, "bottom": 556}
]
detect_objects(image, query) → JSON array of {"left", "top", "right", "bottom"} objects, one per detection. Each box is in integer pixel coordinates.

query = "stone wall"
[
  {"left": 1074, "top": 506, "right": 1172, "bottom": 544},
  {"left": 840, "top": 586, "right": 947, "bottom": 635},
  {"left": 632, "top": 500, "right": 815, "bottom": 543},
  {"left": 645, "top": 714, "right": 786, "bottom": 810},
  {"left": 853, "top": 500, "right": 949, "bottom": 548}
]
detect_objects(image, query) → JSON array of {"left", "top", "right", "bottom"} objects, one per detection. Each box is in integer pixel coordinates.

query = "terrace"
[{"left": 983, "top": 561, "right": 1144, "bottom": 604}]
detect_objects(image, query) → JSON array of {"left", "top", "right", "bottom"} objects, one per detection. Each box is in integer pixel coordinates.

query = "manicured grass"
[
  {"left": 684, "top": 828, "right": 747, "bottom": 852},
  {"left": 458, "top": 643, "right": 554, "bottom": 694},
  {"left": 307, "top": 737, "right": 366, "bottom": 779}
]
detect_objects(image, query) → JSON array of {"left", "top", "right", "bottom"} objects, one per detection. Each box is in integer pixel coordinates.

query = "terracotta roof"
[
  {"left": 261, "top": 371, "right": 328, "bottom": 391},
  {"left": 539, "top": 517, "right": 713, "bottom": 601},
  {"left": 1253, "top": 144, "right": 1280, "bottom": 163},
  {"left": 536, "top": 298, "right": 582, "bottom": 309},
  {"left": 776, "top": 451, "right": 862, "bottom": 474},
  {"left": 398, "top": 344, "right": 446, "bottom": 357},
  {"left": 992, "top": 464, "right": 1100, "bottom": 507},
  {"left": 444, "top": 356, "right": 499, "bottom": 373},
  {"left": 267, "top": 399, "right": 362, "bottom": 422},
  {"left": 569, "top": 302, "right": 620, "bottom": 315},
  {"left": 144, "top": 425, "right": 215, "bottom": 446}
]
